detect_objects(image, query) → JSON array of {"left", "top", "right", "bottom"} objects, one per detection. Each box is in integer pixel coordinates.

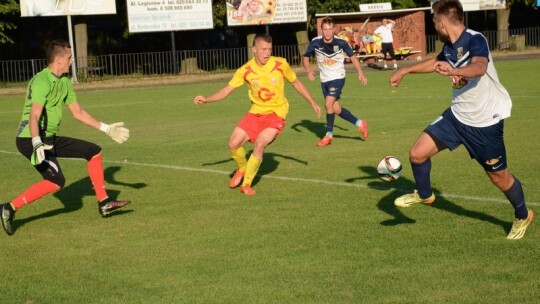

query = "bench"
[
  {"left": 356, "top": 53, "right": 384, "bottom": 63},
  {"left": 394, "top": 47, "right": 422, "bottom": 60},
  {"left": 80, "top": 66, "right": 105, "bottom": 80},
  {"left": 395, "top": 50, "right": 422, "bottom": 60}
]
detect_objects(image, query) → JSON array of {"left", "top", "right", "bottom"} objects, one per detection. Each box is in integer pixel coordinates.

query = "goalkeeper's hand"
[
  {"left": 31, "top": 137, "right": 53, "bottom": 165},
  {"left": 100, "top": 122, "right": 130, "bottom": 144}
]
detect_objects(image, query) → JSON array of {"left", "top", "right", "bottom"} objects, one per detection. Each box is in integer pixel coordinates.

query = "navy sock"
[
  {"left": 411, "top": 159, "right": 433, "bottom": 199},
  {"left": 326, "top": 113, "right": 335, "bottom": 135},
  {"left": 338, "top": 107, "right": 359, "bottom": 125},
  {"left": 504, "top": 177, "right": 528, "bottom": 219}
]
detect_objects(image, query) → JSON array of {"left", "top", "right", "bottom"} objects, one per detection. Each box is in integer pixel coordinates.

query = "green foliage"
[
  {"left": 0, "top": 0, "right": 19, "bottom": 44},
  {"left": 505, "top": 0, "right": 537, "bottom": 8},
  {"left": 213, "top": 0, "right": 227, "bottom": 28},
  {"left": 0, "top": 59, "right": 539, "bottom": 303}
]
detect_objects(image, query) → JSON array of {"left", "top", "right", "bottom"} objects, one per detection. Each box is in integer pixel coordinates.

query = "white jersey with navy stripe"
[
  {"left": 437, "top": 28, "right": 511, "bottom": 127},
  {"left": 304, "top": 36, "right": 355, "bottom": 83}
]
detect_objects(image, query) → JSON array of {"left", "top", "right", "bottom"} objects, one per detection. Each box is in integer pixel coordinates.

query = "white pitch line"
[{"left": 0, "top": 149, "right": 538, "bottom": 206}]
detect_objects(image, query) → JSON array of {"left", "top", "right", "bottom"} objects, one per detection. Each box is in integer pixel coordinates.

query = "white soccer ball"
[{"left": 377, "top": 156, "right": 403, "bottom": 182}]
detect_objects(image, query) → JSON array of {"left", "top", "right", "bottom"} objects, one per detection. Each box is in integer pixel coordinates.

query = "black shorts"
[
  {"left": 16, "top": 136, "right": 101, "bottom": 183},
  {"left": 381, "top": 42, "right": 395, "bottom": 59}
]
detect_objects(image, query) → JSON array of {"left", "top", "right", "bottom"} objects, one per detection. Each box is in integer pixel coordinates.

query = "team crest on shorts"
[{"left": 485, "top": 157, "right": 501, "bottom": 166}]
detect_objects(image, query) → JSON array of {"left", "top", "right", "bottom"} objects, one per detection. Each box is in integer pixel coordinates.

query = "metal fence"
[{"left": 2, "top": 27, "right": 538, "bottom": 86}]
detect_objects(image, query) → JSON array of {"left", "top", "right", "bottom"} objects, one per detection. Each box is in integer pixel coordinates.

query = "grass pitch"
[{"left": 0, "top": 58, "right": 539, "bottom": 303}]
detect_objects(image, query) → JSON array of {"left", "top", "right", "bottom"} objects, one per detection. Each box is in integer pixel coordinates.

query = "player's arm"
[
  {"left": 28, "top": 103, "right": 44, "bottom": 139},
  {"left": 302, "top": 56, "right": 316, "bottom": 81},
  {"left": 349, "top": 55, "right": 367, "bottom": 85},
  {"left": 193, "top": 85, "right": 235, "bottom": 104},
  {"left": 434, "top": 56, "right": 488, "bottom": 78},
  {"left": 67, "top": 101, "right": 101, "bottom": 129},
  {"left": 67, "top": 101, "right": 129, "bottom": 144},
  {"left": 291, "top": 79, "right": 322, "bottom": 119},
  {"left": 389, "top": 57, "right": 437, "bottom": 87},
  {"left": 28, "top": 102, "right": 53, "bottom": 165}
]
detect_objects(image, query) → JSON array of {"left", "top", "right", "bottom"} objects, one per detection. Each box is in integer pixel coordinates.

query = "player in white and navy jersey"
[
  {"left": 388, "top": 0, "right": 532, "bottom": 239},
  {"left": 303, "top": 16, "right": 369, "bottom": 147}
]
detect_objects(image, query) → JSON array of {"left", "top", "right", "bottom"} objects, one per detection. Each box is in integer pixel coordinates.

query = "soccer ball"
[{"left": 377, "top": 156, "right": 403, "bottom": 182}]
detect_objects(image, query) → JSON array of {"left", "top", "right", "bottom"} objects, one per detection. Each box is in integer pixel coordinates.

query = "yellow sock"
[
  {"left": 242, "top": 155, "right": 262, "bottom": 187},
  {"left": 229, "top": 147, "right": 247, "bottom": 172}
]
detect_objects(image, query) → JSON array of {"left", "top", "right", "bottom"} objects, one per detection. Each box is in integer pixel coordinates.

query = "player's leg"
[
  {"left": 332, "top": 82, "right": 369, "bottom": 140},
  {"left": 489, "top": 170, "right": 533, "bottom": 239},
  {"left": 13, "top": 137, "right": 64, "bottom": 208},
  {"left": 240, "top": 114, "right": 284, "bottom": 196},
  {"left": 469, "top": 121, "right": 532, "bottom": 239},
  {"left": 395, "top": 110, "right": 459, "bottom": 207},
  {"left": 240, "top": 127, "right": 280, "bottom": 196},
  {"left": 381, "top": 43, "right": 390, "bottom": 69},
  {"left": 228, "top": 117, "right": 252, "bottom": 188},
  {"left": 52, "top": 136, "right": 130, "bottom": 217},
  {"left": 2, "top": 138, "right": 64, "bottom": 235},
  {"left": 317, "top": 81, "right": 338, "bottom": 147},
  {"left": 389, "top": 44, "right": 398, "bottom": 70},
  {"left": 393, "top": 132, "right": 439, "bottom": 207}
]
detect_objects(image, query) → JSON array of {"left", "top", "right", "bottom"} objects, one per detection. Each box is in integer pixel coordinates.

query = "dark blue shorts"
[
  {"left": 321, "top": 78, "right": 345, "bottom": 100},
  {"left": 425, "top": 108, "right": 507, "bottom": 172}
]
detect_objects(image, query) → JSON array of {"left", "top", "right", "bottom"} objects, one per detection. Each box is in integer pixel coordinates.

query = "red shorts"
[{"left": 237, "top": 112, "right": 285, "bottom": 143}]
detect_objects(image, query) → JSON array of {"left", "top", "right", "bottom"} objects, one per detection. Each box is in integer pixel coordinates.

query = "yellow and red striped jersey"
[{"left": 228, "top": 56, "right": 297, "bottom": 119}]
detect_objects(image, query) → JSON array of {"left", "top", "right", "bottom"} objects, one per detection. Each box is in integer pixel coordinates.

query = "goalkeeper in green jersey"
[{"left": 1, "top": 40, "right": 131, "bottom": 236}]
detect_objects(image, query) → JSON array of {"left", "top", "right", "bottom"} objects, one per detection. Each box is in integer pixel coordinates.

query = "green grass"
[{"left": 0, "top": 59, "right": 539, "bottom": 303}]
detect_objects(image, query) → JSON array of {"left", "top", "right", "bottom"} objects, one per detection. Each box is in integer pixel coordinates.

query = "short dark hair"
[
  {"left": 46, "top": 40, "right": 71, "bottom": 64},
  {"left": 253, "top": 33, "right": 272, "bottom": 46},
  {"left": 321, "top": 16, "right": 335, "bottom": 28},
  {"left": 432, "top": 0, "right": 463, "bottom": 23}
]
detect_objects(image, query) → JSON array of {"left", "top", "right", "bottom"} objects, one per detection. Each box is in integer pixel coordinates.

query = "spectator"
[
  {"left": 361, "top": 30, "right": 375, "bottom": 55},
  {"left": 374, "top": 18, "right": 398, "bottom": 70}
]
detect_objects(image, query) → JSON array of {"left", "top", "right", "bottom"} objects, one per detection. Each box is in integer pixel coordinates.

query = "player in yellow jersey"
[{"left": 194, "top": 34, "right": 322, "bottom": 196}]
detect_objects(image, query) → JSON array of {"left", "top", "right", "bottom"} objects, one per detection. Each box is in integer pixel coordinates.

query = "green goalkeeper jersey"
[{"left": 16, "top": 67, "right": 77, "bottom": 138}]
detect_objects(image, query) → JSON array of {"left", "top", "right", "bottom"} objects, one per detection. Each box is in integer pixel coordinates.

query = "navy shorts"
[
  {"left": 425, "top": 108, "right": 507, "bottom": 172},
  {"left": 321, "top": 78, "right": 345, "bottom": 100}
]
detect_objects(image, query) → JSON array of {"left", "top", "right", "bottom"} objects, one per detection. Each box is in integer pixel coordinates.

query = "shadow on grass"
[
  {"left": 290, "top": 119, "right": 363, "bottom": 142},
  {"left": 347, "top": 165, "right": 509, "bottom": 233},
  {"left": 202, "top": 151, "right": 308, "bottom": 187},
  {"left": 14, "top": 166, "right": 146, "bottom": 230}
]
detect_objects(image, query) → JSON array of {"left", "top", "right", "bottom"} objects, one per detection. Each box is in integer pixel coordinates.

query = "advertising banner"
[
  {"left": 127, "top": 0, "right": 214, "bottom": 33},
  {"left": 226, "top": 0, "right": 307, "bottom": 26},
  {"left": 20, "top": 0, "right": 116, "bottom": 17}
]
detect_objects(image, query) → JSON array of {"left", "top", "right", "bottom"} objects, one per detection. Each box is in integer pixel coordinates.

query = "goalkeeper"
[{"left": 1, "top": 40, "right": 130, "bottom": 236}]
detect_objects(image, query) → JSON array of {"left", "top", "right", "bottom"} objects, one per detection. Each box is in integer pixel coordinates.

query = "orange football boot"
[
  {"left": 317, "top": 135, "right": 333, "bottom": 147},
  {"left": 240, "top": 185, "right": 256, "bottom": 196},
  {"left": 358, "top": 120, "right": 368, "bottom": 140},
  {"left": 229, "top": 170, "right": 245, "bottom": 188}
]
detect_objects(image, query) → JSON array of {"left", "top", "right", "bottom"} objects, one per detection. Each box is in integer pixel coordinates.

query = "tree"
[
  {"left": 497, "top": 0, "right": 537, "bottom": 50},
  {"left": 0, "top": 0, "right": 19, "bottom": 44}
]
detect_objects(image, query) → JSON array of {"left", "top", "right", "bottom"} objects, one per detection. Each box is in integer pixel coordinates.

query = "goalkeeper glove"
[
  {"left": 100, "top": 122, "right": 130, "bottom": 144},
  {"left": 31, "top": 137, "right": 53, "bottom": 165}
]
